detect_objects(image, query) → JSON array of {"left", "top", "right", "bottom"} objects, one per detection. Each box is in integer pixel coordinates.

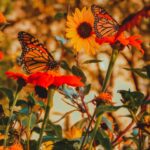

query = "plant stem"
[
  {"left": 79, "top": 110, "right": 96, "bottom": 150},
  {"left": 88, "top": 49, "right": 119, "bottom": 150},
  {"left": 37, "top": 88, "right": 55, "bottom": 150},
  {"left": 3, "top": 92, "right": 19, "bottom": 148},
  {"left": 88, "top": 115, "right": 102, "bottom": 150},
  {"left": 27, "top": 109, "right": 32, "bottom": 150},
  {"left": 101, "top": 49, "right": 119, "bottom": 92}
]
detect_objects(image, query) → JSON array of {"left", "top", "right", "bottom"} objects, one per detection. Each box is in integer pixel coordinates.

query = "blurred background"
[{"left": 0, "top": 0, "right": 149, "bottom": 130}]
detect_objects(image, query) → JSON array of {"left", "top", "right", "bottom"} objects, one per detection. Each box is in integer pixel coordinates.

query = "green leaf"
[
  {"left": 123, "top": 67, "right": 149, "bottom": 79},
  {"left": 42, "top": 135, "right": 60, "bottom": 142},
  {"left": 60, "top": 61, "right": 71, "bottom": 71},
  {"left": 96, "top": 105, "right": 121, "bottom": 116},
  {"left": 59, "top": 85, "right": 79, "bottom": 100},
  {"left": 46, "top": 121, "right": 62, "bottom": 139},
  {"left": 30, "top": 113, "right": 37, "bottom": 129},
  {"left": 16, "top": 99, "right": 28, "bottom": 106},
  {"left": 96, "top": 129, "right": 112, "bottom": 150},
  {"left": 83, "top": 84, "right": 91, "bottom": 95},
  {"left": 0, "top": 87, "right": 14, "bottom": 106},
  {"left": 53, "top": 140, "right": 79, "bottom": 150},
  {"left": 71, "top": 66, "right": 86, "bottom": 82},
  {"left": 102, "top": 117, "right": 113, "bottom": 131},
  {"left": 29, "top": 140, "right": 37, "bottom": 150},
  {"left": 32, "top": 126, "right": 41, "bottom": 134},
  {"left": 19, "top": 107, "right": 29, "bottom": 115},
  {"left": 0, "top": 117, "right": 9, "bottom": 126},
  {"left": 54, "top": 12, "right": 66, "bottom": 20},
  {"left": 83, "top": 59, "right": 102, "bottom": 64},
  {"left": 27, "top": 94, "right": 36, "bottom": 107},
  {"left": 144, "top": 65, "right": 150, "bottom": 78},
  {"left": 118, "top": 90, "right": 145, "bottom": 112}
]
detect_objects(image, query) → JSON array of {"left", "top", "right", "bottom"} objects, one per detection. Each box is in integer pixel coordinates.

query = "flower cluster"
[
  {"left": 95, "top": 33, "right": 144, "bottom": 54},
  {"left": 6, "top": 71, "right": 84, "bottom": 98}
]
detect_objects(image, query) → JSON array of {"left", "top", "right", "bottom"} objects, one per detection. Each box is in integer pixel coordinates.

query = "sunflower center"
[{"left": 77, "top": 22, "right": 92, "bottom": 38}]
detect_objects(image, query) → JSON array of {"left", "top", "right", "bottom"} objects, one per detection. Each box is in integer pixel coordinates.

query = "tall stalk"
[
  {"left": 3, "top": 89, "right": 19, "bottom": 148},
  {"left": 37, "top": 88, "right": 55, "bottom": 150},
  {"left": 88, "top": 49, "right": 119, "bottom": 150}
]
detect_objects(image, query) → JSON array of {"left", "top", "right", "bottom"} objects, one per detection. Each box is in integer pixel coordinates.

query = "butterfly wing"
[
  {"left": 18, "top": 31, "right": 58, "bottom": 74},
  {"left": 91, "top": 5, "right": 119, "bottom": 38}
]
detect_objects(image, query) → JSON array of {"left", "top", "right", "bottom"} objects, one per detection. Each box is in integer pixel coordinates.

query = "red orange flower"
[
  {"left": 0, "top": 12, "right": 6, "bottom": 24},
  {"left": 6, "top": 71, "right": 28, "bottom": 88},
  {"left": 0, "top": 142, "right": 23, "bottom": 150},
  {"left": 6, "top": 71, "right": 28, "bottom": 82},
  {"left": 96, "top": 33, "right": 144, "bottom": 54},
  {"left": 0, "top": 51, "right": 3, "bottom": 60},
  {"left": 96, "top": 92, "right": 114, "bottom": 105},
  {"left": 28, "top": 72, "right": 84, "bottom": 88}
]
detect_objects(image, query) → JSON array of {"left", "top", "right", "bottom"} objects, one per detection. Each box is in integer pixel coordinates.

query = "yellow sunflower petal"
[{"left": 66, "top": 7, "right": 98, "bottom": 54}]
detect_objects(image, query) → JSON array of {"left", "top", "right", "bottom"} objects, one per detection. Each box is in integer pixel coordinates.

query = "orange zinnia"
[
  {"left": 0, "top": 51, "right": 4, "bottom": 60},
  {"left": 28, "top": 72, "right": 84, "bottom": 88},
  {"left": 95, "top": 33, "right": 144, "bottom": 54},
  {"left": 0, "top": 12, "right": 6, "bottom": 24},
  {"left": 6, "top": 71, "right": 28, "bottom": 88},
  {"left": 27, "top": 71, "right": 84, "bottom": 98},
  {"left": 96, "top": 92, "right": 114, "bottom": 105}
]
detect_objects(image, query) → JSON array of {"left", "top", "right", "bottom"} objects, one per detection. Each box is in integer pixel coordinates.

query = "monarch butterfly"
[
  {"left": 91, "top": 4, "right": 120, "bottom": 38},
  {"left": 18, "top": 31, "right": 58, "bottom": 74}
]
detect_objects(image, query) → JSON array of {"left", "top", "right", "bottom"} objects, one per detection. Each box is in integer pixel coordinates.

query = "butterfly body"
[
  {"left": 91, "top": 4, "right": 120, "bottom": 38},
  {"left": 18, "top": 31, "right": 58, "bottom": 74}
]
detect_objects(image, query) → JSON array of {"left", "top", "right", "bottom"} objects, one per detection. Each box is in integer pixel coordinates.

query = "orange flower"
[
  {"left": 96, "top": 92, "right": 114, "bottom": 105},
  {"left": 28, "top": 72, "right": 84, "bottom": 88},
  {"left": 0, "top": 51, "right": 4, "bottom": 60},
  {"left": 9, "top": 142, "right": 23, "bottom": 150},
  {"left": 27, "top": 71, "right": 84, "bottom": 98},
  {"left": 6, "top": 71, "right": 28, "bottom": 82},
  {"left": 95, "top": 33, "right": 144, "bottom": 54},
  {"left": 0, "top": 142, "right": 23, "bottom": 150},
  {"left": 0, "top": 12, "right": 6, "bottom": 24},
  {"left": 6, "top": 71, "right": 28, "bottom": 91},
  {"left": 64, "top": 126, "right": 82, "bottom": 140}
]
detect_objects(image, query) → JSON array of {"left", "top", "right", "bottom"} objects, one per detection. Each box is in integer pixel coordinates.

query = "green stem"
[
  {"left": 3, "top": 91, "right": 19, "bottom": 148},
  {"left": 88, "top": 49, "right": 119, "bottom": 150},
  {"left": 88, "top": 115, "right": 102, "bottom": 150},
  {"left": 27, "top": 110, "right": 32, "bottom": 150},
  {"left": 101, "top": 49, "right": 119, "bottom": 92},
  {"left": 37, "top": 88, "right": 55, "bottom": 150}
]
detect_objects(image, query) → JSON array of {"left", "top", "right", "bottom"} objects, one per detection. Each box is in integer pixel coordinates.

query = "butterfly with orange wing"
[
  {"left": 91, "top": 4, "right": 120, "bottom": 38},
  {"left": 18, "top": 31, "right": 58, "bottom": 74}
]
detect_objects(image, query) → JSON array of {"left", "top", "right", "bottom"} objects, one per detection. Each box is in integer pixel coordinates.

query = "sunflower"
[{"left": 66, "top": 7, "right": 99, "bottom": 54}]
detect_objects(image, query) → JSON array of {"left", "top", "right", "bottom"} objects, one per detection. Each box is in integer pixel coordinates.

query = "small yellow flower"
[
  {"left": 64, "top": 126, "right": 82, "bottom": 140},
  {"left": 66, "top": 7, "right": 99, "bottom": 54},
  {"left": 41, "top": 141, "right": 54, "bottom": 150}
]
